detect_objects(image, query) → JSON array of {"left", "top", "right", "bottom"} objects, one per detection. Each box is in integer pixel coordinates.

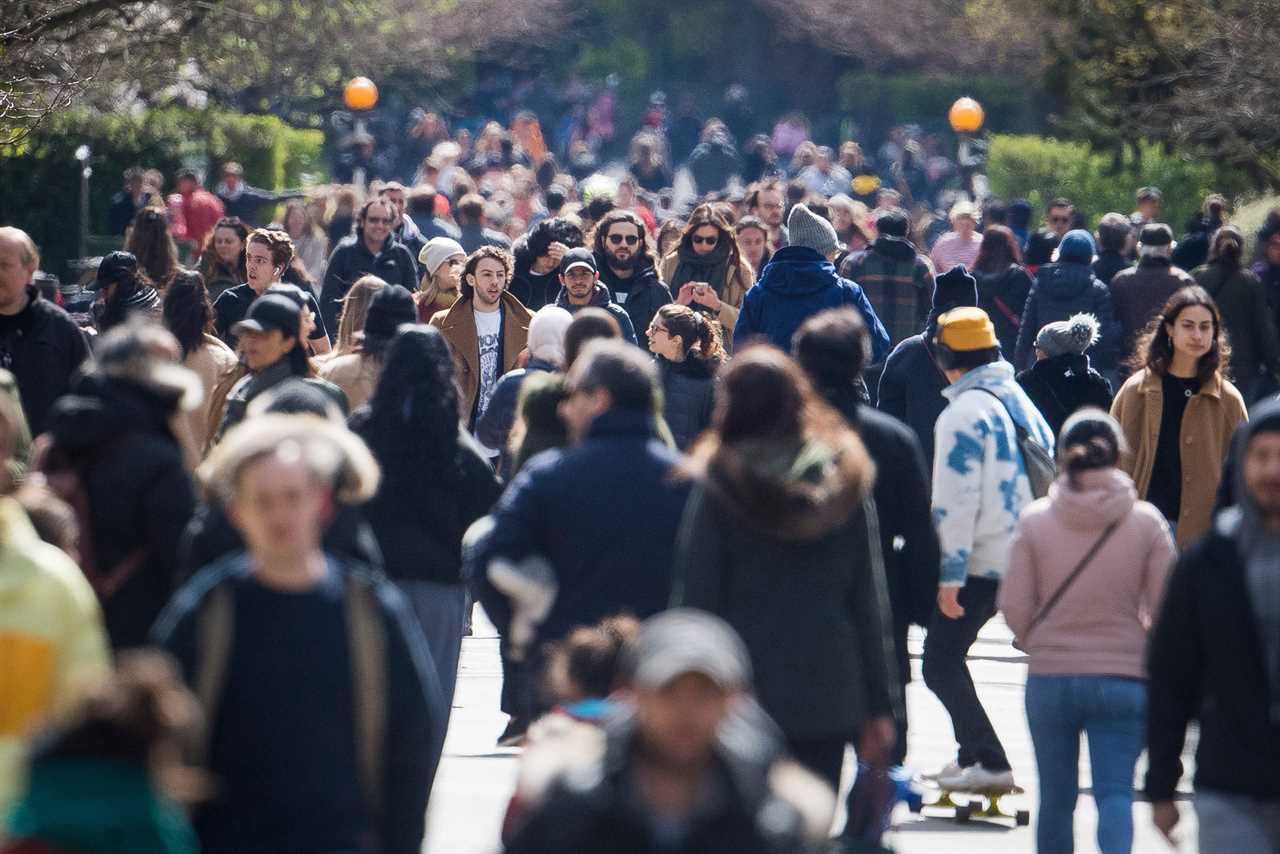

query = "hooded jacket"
[
  {"left": 1014, "top": 262, "right": 1121, "bottom": 373},
  {"left": 0, "top": 499, "right": 110, "bottom": 815},
  {"left": 553, "top": 283, "right": 637, "bottom": 344},
  {"left": 1000, "top": 468, "right": 1173, "bottom": 678},
  {"left": 842, "top": 237, "right": 934, "bottom": 349},
  {"left": 672, "top": 436, "right": 902, "bottom": 738},
  {"left": 430, "top": 292, "right": 533, "bottom": 425},
  {"left": 932, "top": 361, "right": 1055, "bottom": 586},
  {"left": 43, "top": 371, "right": 197, "bottom": 648},
  {"left": 1016, "top": 352, "right": 1114, "bottom": 439},
  {"left": 320, "top": 231, "right": 419, "bottom": 336},
  {"left": 595, "top": 256, "right": 673, "bottom": 348},
  {"left": 1109, "top": 257, "right": 1195, "bottom": 360},
  {"left": 734, "top": 247, "right": 890, "bottom": 361},
  {"left": 510, "top": 249, "right": 563, "bottom": 313},
  {"left": 1145, "top": 404, "right": 1280, "bottom": 801}
]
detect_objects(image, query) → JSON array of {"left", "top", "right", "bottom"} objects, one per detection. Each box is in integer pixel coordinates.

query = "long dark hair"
[
  {"left": 1130, "top": 286, "right": 1232, "bottom": 382},
  {"left": 125, "top": 207, "right": 181, "bottom": 287},
  {"left": 361, "top": 325, "right": 465, "bottom": 497},
  {"left": 656, "top": 304, "right": 724, "bottom": 365},
  {"left": 679, "top": 204, "right": 741, "bottom": 265},
  {"left": 972, "top": 225, "right": 1023, "bottom": 274},
  {"left": 592, "top": 210, "right": 656, "bottom": 269},
  {"left": 162, "top": 270, "right": 214, "bottom": 358},
  {"left": 1208, "top": 225, "right": 1245, "bottom": 272}
]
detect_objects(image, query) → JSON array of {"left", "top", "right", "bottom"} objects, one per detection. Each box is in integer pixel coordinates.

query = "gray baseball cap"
[{"left": 630, "top": 609, "right": 752, "bottom": 691}]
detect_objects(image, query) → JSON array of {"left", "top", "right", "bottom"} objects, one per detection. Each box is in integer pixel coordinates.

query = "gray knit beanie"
[
  {"left": 1035, "top": 312, "right": 1100, "bottom": 358},
  {"left": 787, "top": 203, "right": 840, "bottom": 257}
]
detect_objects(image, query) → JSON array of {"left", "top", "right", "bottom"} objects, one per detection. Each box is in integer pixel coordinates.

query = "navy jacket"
[
  {"left": 554, "top": 284, "right": 638, "bottom": 345},
  {"left": 876, "top": 331, "right": 949, "bottom": 466},
  {"left": 1014, "top": 262, "right": 1121, "bottom": 373},
  {"left": 734, "top": 246, "right": 890, "bottom": 361},
  {"left": 473, "top": 408, "right": 690, "bottom": 645}
]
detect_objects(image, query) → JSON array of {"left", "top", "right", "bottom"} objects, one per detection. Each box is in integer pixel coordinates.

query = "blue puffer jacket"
[
  {"left": 1013, "top": 262, "right": 1121, "bottom": 373},
  {"left": 734, "top": 246, "right": 890, "bottom": 360}
]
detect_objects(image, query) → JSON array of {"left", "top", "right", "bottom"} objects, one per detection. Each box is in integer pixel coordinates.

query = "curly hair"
[
  {"left": 1130, "top": 286, "right": 1232, "bottom": 382},
  {"left": 461, "top": 245, "right": 512, "bottom": 302}
]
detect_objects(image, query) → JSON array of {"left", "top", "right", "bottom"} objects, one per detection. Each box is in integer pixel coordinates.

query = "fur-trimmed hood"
[{"left": 701, "top": 435, "right": 874, "bottom": 541}]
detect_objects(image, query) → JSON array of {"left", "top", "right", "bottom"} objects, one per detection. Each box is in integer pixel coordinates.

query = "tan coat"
[
  {"left": 659, "top": 253, "right": 753, "bottom": 343},
  {"left": 317, "top": 353, "right": 380, "bottom": 411},
  {"left": 182, "top": 334, "right": 239, "bottom": 459},
  {"left": 1110, "top": 368, "right": 1248, "bottom": 549},
  {"left": 430, "top": 291, "right": 532, "bottom": 421}
]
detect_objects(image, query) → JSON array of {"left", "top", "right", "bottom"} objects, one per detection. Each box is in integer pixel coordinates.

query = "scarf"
[{"left": 669, "top": 238, "right": 732, "bottom": 297}]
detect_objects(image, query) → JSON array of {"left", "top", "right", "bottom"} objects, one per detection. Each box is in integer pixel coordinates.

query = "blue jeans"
[{"left": 1024, "top": 675, "right": 1146, "bottom": 854}]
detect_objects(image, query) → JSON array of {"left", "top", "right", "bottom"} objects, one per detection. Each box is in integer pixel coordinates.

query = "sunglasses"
[
  {"left": 608, "top": 234, "right": 640, "bottom": 246},
  {"left": 365, "top": 216, "right": 393, "bottom": 225},
  {"left": 692, "top": 234, "right": 719, "bottom": 246}
]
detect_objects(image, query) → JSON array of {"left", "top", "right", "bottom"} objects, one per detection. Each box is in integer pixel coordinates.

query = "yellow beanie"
[{"left": 936, "top": 307, "right": 998, "bottom": 351}]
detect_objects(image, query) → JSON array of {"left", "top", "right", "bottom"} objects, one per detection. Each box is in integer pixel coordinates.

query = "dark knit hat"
[
  {"left": 931, "top": 265, "right": 978, "bottom": 312},
  {"left": 363, "top": 285, "right": 417, "bottom": 343},
  {"left": 787, "top": 203, "right": 840, "bottom": 257},
  {"left": 1056, "top": 229, "right": 1096, "bottom": 264},
  {"left": 1034, "top": 313, "right": 1100, "bottom": 358}
]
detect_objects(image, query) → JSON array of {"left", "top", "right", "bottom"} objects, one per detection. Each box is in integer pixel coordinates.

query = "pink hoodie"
[{"left": 999, "top": 467, "right": 1175, "bottom": 678}]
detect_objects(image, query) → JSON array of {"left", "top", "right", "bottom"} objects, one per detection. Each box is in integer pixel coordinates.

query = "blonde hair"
[{"left": 331, "top": 275, "right": 388, "bottom": 358}]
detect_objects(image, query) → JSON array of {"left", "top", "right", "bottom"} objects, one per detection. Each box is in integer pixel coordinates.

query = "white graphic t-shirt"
[{"left": 474, "top": 308, "right": 502, "bottom": 419}]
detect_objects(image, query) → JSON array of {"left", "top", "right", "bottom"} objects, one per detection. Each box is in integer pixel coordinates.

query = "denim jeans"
[
  {"left": 922, "top": 577, "right": 1011, "bottom": 770},
  {"left": 1024, "top": 674, "right": 1146, "bottom": 854}
]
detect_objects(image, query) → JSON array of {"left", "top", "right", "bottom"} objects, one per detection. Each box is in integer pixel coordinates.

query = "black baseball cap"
[
  {"left": 560, "top": 246, "right": 598, "bottom": 277},
  {"left": 231, "top": 293, "right": 302, "bottom": 339},
  {"left": 89, "top": 251, "right": 138, "bottom": 291}
]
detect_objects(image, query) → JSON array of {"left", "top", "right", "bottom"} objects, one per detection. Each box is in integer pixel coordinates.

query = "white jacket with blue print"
[{"left": 931, "top": 361, "right": 1055, "bottom": 587}]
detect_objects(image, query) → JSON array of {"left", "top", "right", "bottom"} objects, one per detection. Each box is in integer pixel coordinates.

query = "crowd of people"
[{"left": 5, "top": 102, "right": 1280, "bottom": 854}]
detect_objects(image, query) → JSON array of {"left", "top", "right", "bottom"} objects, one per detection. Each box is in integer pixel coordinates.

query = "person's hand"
[
  {"left": 676, "top": 282, "right": 697, "bottom": 306},
  {"left": 515, "top": 348, "right": 530, "bottom": 369},
  {"left": 938, "top": 585, "right": 965, "bottom": 619},
  {"left": 1151, "top": 800, "right": 1179, "bottom": 845},
  {"left": 547, "top": 242, "right": 569, "bottom": 264},
  {"left": 692, "top": 283, "right": 720, "bottom": 311},
  {"left": 858, "top": 716, "right": 897, "bottom": 769}
]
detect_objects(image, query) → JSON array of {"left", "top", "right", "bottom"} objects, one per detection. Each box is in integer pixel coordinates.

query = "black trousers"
[{"left": 920, "top": 577, "right": 1011, "bottom": 771}]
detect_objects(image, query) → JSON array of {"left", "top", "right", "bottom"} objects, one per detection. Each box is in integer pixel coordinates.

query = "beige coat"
[
  {"left": 1110, "top": 368, "right": 1247, "bottom": 549},
  {"left": 430, "top": 291, "right": 531, "bottom": 422},
  {"left": 317, "top": 353, "right": 380, "bottom": 411},
  {"left": 183, "top": 335, "right": 239, "bottom": 458},
  {"left": 659, "top": 253, "right": 753, "bottom": 343}
]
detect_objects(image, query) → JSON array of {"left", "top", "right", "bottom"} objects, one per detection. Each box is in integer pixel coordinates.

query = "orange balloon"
[
  {"left": 949, "top": 97, "right": 985, "bottom": 134},
  {"left": 344, "top": 77, "right": 379, "bottom": 111}
]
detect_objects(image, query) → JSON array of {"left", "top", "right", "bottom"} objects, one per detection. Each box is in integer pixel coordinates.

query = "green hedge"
[
  {"left": 986, "top": 134, "right": 1253, "bottom": 232},
  {"left": 0, "top": 108, "right": 326, "bottom": 278}
]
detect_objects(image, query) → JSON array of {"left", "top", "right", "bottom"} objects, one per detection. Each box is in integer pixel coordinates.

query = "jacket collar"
[
  {"left": 941, "top": 360, "right": 1017, "bottom": 400},
  {"left": 1138, "top": 367, "right": 1223, "bottom": 399},
  {"left": 585, "top": 408, "right": 657, "bottom": 441}
]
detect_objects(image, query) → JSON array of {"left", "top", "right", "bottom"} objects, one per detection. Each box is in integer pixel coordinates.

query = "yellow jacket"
[{"left": 0, "top": 497, "right": 110, "bottom": 813}]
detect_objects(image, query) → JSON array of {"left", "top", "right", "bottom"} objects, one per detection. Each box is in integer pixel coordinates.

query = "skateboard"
[{"left": 910, "top": 778, "right": 1030, "bottom": 826}]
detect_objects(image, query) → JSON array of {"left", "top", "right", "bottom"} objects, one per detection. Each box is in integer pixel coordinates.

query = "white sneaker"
[
  {"left": 936, "top": 763, "right": 1016, "bottom": 791},
  {"left": 920, "top": 761, "right": 964, "bottom": 782}
]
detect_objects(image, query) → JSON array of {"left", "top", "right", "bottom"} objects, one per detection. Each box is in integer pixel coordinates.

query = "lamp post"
[
  {"left": 343, "top": 77, "right": 379, "bottom": 191},
  {"left": 949, "top": 97, "right": 986, "bottom": 199},
  {"left": 74, "top": 145, "right": 92, "bottom": 258}
]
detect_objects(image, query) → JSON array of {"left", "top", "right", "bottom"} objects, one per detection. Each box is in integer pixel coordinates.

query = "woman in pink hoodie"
[{"left": 1000, "top": 409, "right": 1175, "bottom": 854}]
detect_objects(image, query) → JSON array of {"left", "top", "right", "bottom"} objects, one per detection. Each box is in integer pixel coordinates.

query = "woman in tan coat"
[
  {"left": 1110, "top": 286, "right": 1247, "bottom": 548},
  {"left": 162, "top": 270, "right": 238, "bottom": 463},
  {"left": 660, "top": 204, "right": 753, "bottom": 347}
]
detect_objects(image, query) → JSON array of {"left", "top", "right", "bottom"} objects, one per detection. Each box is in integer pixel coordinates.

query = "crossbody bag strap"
[{"left": 1026, "top": 519, "right": 1122, "bottom": 637}]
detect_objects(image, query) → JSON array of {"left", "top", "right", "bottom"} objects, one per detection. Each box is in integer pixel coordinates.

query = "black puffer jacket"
[
  {"left": 1016, "top": 353, "right": 1114, "bottom": 439},
  {"left": 0, "top": 286, "right": 90, "bottom": 436},
  {"left": 595, "top": 257, "right": 673, "bottom": 347},
  {"left": 319, "top": 231, "right": 419, "bottom": 336},
  {"left": 656, "top": 355, "right": 718, "bottom": 451},
  {"left": 1014, "top": 262, "right": 1121, "bottom": 373},
  {"left": 43, "top": 372, "right": 195, "bottom": 648},
  {"left": 973, "top": 264, "right": 1033, "bottom": 357}
]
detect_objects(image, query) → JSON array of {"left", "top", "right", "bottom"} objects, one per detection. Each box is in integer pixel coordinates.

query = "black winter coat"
[
  {"left": 0, "top": 286, "right": 90, "bottom": 436},
  {"left": 1146, "top": 515, "right": 1280, "bottom": 801},
  {"left": 44, "top": 374, "right": 195, "bottom": 648},
  {"left": 595, "top": 257, "right": 672, "bottom": 347},
  {"left": 350, "top": 414, "right": 501, "bottom": 585},
  {"left": 1015, "top": 353, "right": 1114, "bottom": 439},
  {"left": 876, "top": 332, "right": 948, "bottom": 466},
  {"left": 475, "top": 358, "right": 557, "bottom": 479},
  {"left": 510, "top": 256, "right": 562, "bottom": 313},
  {"left": 656, "top": 355, "right": 717, "bottom": 451},
  {"left": 973, "top": 265, "right": 1033, "bottom": 357},
  {"left": 320, "top": 232, "right": 419, "bottom": 337},
  {"left": 1014, "top": 262, "right": 1121, "bottom": 373}
]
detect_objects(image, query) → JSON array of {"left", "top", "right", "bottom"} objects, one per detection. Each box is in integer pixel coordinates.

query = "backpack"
[{"left": 972, "top": 387, "right": 1056, "bottom": 499}]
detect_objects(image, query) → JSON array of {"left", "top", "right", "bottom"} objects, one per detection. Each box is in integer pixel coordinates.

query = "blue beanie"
[{"left": 1057, "top": 229, "right": 1096, "bottom": 265}]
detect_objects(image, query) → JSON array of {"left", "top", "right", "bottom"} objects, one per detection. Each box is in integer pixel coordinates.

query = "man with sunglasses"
[
  {"left": 320, "top": 197, "right": 419, "bottom": 338},
  {"left": 1025, "top": 198, "right": 1076, "bottom": 272},
  {"left": 592, "top": 210, "right": 672, "bottom": 347}
]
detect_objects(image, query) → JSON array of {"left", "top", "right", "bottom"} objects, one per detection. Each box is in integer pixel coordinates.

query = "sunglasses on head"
[
  {"left": 692, "top": 234, "right": 719, "bottom": 246},
  {"left": 608, "top": 234, "right": 640, "bottom": 246}
]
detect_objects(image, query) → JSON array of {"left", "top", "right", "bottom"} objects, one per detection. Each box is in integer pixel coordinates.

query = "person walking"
[
  {"left": 1000, "top": 409, "right": 1174, "bottom": 854},
  {"left": 1110, "top": 224, "right": 1196, "bottom": 369},
  {"left": 839, "top": 207, "right": 936, "bottom": 353},
  {"left": 213, "top": 228, "right": 330, "bottom": 354},
  {"left": 592, "top": 211, "right": 672, "bottom": 348},
  {"left": 1192, "top": 225, "right": 1280, "bottom": 404},
  {"left": 647, "top": 304, "right": 723, "bottom": 451},
  {"left": 971, "top": 225, "right": 1034, "bottom": 357},
  {"left": 321, "top": 197, "right": 419, "bottom": 337},
  {"left": 929, "top": 201, "right": 983, "bottom": 273},
  {"left": 1145, "top": 399, "right": 1280, "bottom": 853},
  {"left": 660, "top": 204, "right": 752, "bottom": 345},
  {"left": 88, "top": 251, "right": 162, "bottom": 334},
  {"left": 1017, "top": 314, "right": 1115, "bottom": 438},
  {"left": 350, "top": 325, "right": 501, "bottom": 713},
  {"left": 162, "top": 270, "right": 239, "bottom": 457},
  {"left": 553, "top": 248, "right": 637, "bottom": 344},
  {"left": 197, "top": 217, "right": 249, "bottom": 302},
  {"left": 926, "top": 306, "right": 1055, "bottom": 791},
  {"left": 672, "top": 345, "right": 900, "bottom": 795},
  {"left": 415, "top": 237, "right": 466, "bottom": 322},
  {"left": 318, "top": 285, "right": 417, "bottom": 411},
  {"left": 1110, "top": 286, "right": 1247, "bottom": 548}
]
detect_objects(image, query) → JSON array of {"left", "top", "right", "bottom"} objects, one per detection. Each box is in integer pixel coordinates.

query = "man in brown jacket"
[{"left": 430, "top": 246, "right": 531, "bottom": 432}]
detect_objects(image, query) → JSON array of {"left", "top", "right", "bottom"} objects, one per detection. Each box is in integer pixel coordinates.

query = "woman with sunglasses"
[
  {"left": 660, "top": 204, "right": 752, "bottom": 347},
  {"left": 647, "top": 304, "right": 724, "bottom": 450}
]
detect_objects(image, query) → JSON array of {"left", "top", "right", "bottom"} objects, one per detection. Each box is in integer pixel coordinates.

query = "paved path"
[{"left": 425, "top": 612, "right": 1197, "bottom": 853}]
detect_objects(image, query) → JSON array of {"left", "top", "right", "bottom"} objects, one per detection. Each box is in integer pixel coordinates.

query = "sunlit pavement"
[{"left": 425, "top": 611, "right": 1197, "bottom": 854}]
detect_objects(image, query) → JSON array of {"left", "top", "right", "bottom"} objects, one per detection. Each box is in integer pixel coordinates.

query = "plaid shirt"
[{"left": 842, "top": 243, "right": 935, "bottom": 349}]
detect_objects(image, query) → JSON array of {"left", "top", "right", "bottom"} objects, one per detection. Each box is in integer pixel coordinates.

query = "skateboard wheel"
[
  {"left": 955, "top": 804, "right": 972, "bottom": 823},
  {"left": 1016, "top": 809, "right": 1030, "bottom": 827}
]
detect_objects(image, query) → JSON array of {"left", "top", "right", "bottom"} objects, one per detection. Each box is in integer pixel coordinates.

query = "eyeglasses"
[
  {"left": 649, "top": 323, "right": 669, "bottom": 336},
  {"left": 608, "top": 234, "right": 640, "bottom": 246},
  {"left": 365, "top": 216, "right": 393, "bottom": 225},
  {"left": 692, "top": 234, "right": 719, "bottom": 247}
]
